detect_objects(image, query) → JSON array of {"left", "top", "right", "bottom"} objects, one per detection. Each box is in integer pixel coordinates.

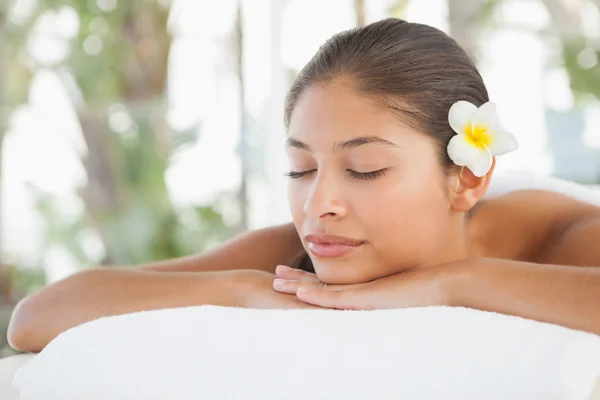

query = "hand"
[
  {"left": 273, "top": 263, "right": 456, "bottom": 310},
  {"left": 231, "top": 270, "right": 318, "bottom": 309}
]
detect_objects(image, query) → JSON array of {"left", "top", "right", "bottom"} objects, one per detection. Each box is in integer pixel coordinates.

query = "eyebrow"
[{"left": 285, "top": 136, "right": 401, "bottom": 152}]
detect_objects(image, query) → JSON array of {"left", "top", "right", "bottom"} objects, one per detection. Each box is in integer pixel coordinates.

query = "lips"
[{"left": 305, "top": 234, "right": 364, "bottom": 258}]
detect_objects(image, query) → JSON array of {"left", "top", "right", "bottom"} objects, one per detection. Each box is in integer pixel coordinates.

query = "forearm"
[
  {"left": 141, "top": 223, "right": 303, "bottom": 273},
  {"left": 6, "top": 223, "right": 303, "bottom": 352},
  {"left": 7, "top": 268, "right": 241, "bottom": 353},
  {"left": 452, "top": 258, "right": 600, "bottom": 335}
]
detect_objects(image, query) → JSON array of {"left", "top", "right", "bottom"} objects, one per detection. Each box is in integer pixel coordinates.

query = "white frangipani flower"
[{"left": 447, "top": 101, "right": 518, "bottom": 177}]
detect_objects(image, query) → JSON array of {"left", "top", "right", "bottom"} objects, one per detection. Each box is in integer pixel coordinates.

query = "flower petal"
[
  {"left": 467, "top": 149, "right": 493, "bottom": 177},
  {"left": 447, "top": 135, "right": 481, "bottom": 166},
  {"left": 447, "top": 135, "right": 493, "bottom": 177},
  {"left": 471, "top": 102, "right": 497, "bottom": 132},
  {"left": 488, "top": 129, "right": 518, "bottom": 156},
  {"left": 448, "top": 101, "right": 477, "bottom": 135}
]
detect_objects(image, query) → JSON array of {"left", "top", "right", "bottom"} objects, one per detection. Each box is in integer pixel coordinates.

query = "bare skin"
[
  {"left": 8, "top": 189, "right": 600, "bottom": 352},
  {"left": 273, "top": 189, "right": 600, "bottom": 336},
  {"left": 7, "top": 84, "right": 600, "bottom": 352},
  {"left": 6, "top": 224, "right": 310, "bottom": 351}
]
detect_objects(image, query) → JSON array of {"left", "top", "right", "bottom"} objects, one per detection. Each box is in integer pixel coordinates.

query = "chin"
[
  {"left": 313, "top": 262, "right": 374, "bottom": 285},
  {"left": 313, "top": 257, "right": 415, "bottom": 285}
]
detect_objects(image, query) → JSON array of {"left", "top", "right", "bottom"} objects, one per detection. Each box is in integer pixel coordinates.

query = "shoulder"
[
  {"left": 480, "top": 189, "right": 600, "bottom": 224},
  {"left": 472, "top": 189, "right": 600, "bottom": 261}
]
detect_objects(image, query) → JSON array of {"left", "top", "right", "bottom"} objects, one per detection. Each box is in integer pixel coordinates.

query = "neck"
[{"left": 428, "top": 212, "right": 472, "bottom": 267}]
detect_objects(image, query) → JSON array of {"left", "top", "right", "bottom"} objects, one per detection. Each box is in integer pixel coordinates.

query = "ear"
[{"left": 448, "top": 157, "right": 495, "bottom": 212}]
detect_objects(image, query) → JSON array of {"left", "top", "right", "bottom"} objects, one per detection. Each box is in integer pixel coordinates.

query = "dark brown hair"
[{"left": 284, "top": 18, "right": 489, "bottom": 172}]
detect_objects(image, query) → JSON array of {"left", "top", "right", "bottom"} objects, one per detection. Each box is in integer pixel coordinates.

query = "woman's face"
[{"left": 286, "top": 84, "right": 465, "bottom": 284}]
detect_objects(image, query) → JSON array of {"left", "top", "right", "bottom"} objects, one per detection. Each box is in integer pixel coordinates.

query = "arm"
[
  {"left": 451, "top": 257, "right": 600, "bottom": 335},
  {"left": 274, "top": 248, "right": 600, "bottom": 335},
  {"left": 139, "top": 223, "right": 303, "bottom": 273},
  {"left": 8, "top": 269, "right": 240, "bottom": 353},
  {"left": 274, "top": 192, "right": 600, "bottom": 335},
  {"left": 452, "top": 213, "right": 600, "bottom": 335},
  {"left": 8, "top": 223, "right": 303, "bottom": 352}
]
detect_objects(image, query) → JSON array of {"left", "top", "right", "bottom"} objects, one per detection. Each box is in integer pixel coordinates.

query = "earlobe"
[{"left": 449, "top": 158, "right": 495, "bottom": 212}]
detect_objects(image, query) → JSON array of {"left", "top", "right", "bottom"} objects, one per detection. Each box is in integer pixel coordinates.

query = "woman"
[{"left": 8, "top": 18, "right": 600, "bottom": 353}]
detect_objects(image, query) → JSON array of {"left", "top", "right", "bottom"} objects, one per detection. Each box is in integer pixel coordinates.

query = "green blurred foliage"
[
  {"left": 1, "top": 0, "right": 236, "bottom": 290},
  {"left": 562, "top": 41, "right": 600, "bottom": 103},
  {"left": 0, "top": 0, "right": 237, "bottom": 356}
]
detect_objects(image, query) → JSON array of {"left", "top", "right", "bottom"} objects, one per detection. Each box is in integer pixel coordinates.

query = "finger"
[
  {"left": 275, "top": 265, "right": 319, "bottom": 282},
  {"left": 272, "top": 278, "right": 300, "bottom": 295},
  {"left": 273, "top": 279, "right": 323, "bottom": 295},
  {"left": 296, "top": 287, "right": 366, "bottom": 310}
]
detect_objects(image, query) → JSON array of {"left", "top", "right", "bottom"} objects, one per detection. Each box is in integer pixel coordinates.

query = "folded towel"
[
  {"left": 0, "top": 353, "right": 35, "bottom": 399},
  {"left": 14, "top": 305, "right": 600, "bottom": 400}
]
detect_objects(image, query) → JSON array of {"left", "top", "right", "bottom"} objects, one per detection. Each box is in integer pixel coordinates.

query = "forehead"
[{"left": 287, "top": 84, "right": 426, "bottom": 147}]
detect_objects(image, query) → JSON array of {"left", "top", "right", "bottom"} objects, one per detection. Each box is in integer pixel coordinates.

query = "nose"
[{"left": 302, "top": 171, "right": 347, "bottom": 220}]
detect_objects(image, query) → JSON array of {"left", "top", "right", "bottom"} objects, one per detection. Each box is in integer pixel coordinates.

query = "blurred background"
[{"left": 0, "top": 0, "right": 599, "bottom": 357}]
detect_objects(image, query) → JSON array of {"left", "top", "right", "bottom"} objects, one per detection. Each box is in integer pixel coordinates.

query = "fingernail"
[
  {"left": 276, "top": 265, "right": 292, "bottom": 273},
  {"left": 273, "top": 279, "right": 286, "bottom": 289}
]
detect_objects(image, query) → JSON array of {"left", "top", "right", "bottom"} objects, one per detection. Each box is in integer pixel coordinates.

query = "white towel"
[
  {"left": 14, "top": 305, "right": 600, "bottom": 400},
  {"left": 0, "top": 353, "right": 35, "bottom": 399}
]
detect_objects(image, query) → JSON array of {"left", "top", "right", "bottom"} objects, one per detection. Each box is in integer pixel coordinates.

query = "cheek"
[
  {"left": 363, "top": 184, "right": 437, "bottom": 234},
  {"left": 359, "top": 168, "right": 450, "bottom": 265},
  {"left": 287, "top": 182, "right": 308, "bottom": 225},
  {"left": 361, "top": 163, "right": 447, "bottom": 221}
]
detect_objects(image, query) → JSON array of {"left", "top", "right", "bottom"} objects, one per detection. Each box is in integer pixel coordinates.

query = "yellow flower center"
[{"left": 464, "top": 124, "right": 492, "bottom": 149}]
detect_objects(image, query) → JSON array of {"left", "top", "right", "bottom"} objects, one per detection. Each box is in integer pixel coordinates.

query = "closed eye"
[
  {"left": 283, "top": 170, "right": 316, "bottom": 179},
  {"left": 284, "top": 168, "right": 388, "bottom": 180},
  {"left": 347, "top": 168, "right": 388, "bottom": 180}
]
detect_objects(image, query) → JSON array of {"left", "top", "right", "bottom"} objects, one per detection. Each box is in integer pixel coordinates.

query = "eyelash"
[{"left": 284, "top": 169, "right": 388, "bottom": 180}]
